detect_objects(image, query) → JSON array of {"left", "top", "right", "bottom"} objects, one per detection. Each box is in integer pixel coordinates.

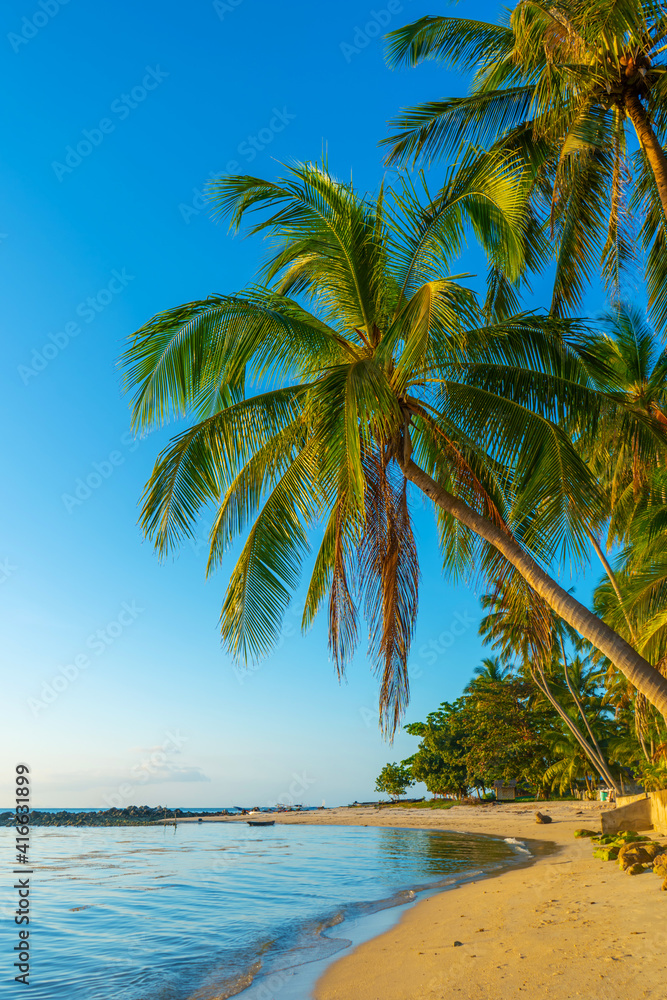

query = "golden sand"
[{"left": 270, "top": 802, "right": 666, "bottom": 1000}]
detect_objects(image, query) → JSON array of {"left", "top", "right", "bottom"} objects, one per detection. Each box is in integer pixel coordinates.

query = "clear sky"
[{"left": 0, "top": 0, "right": 604, "bottom": 808}]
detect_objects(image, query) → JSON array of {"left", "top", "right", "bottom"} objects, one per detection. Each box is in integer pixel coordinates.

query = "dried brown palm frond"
[{"left": 358, "top": 450, "right": 419, "bottom": 737}]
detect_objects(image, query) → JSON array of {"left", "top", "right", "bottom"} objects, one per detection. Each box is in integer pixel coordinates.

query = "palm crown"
[
  {"left": 385, "top": 1, "right": 667, "bottom": 329},
  {"left": 122, "top": 161, "right": 667, "bottom": 730}
]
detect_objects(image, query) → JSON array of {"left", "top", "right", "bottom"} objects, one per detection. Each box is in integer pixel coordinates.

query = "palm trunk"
[
  {"left": 400, "top": 457, "right": 667, "bottom": 718},
  {"left": 559, "top": 637, "right": 606, "bottom": 762},
  {"left": 625, "top": 91, "right": 667, "bottom": 220},
  {"left": 557, "top": 640, "right": 618, "bottom": 792},
  {"left": 584, "top": 528, "right": 659, "bottom": 753},
  {"left": 531, "top": 661, "right": 618, "bottom": 792}
]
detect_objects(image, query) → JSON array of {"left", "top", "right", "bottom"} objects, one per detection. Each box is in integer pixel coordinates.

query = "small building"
[{"left": 493, "top": 779, "right": 518, "bottom": 802}]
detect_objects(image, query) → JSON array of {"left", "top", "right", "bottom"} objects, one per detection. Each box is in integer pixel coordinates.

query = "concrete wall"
[
  {"left": 650, "top": 790, "right": 667, "bottom": 835},
  {"left": 601, "top": 790, "right": 667, "bottom": 836},
  {"left": 601, "top": 794, "right": 652, "bottom": 835}
]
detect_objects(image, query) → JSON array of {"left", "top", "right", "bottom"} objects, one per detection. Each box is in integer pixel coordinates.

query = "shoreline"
[
  {"left": 232, "top": 816, "right": 549, "bottom": 1000},
  {"left": 263, "top": 802, "right": 664, "bottom": 1000}
]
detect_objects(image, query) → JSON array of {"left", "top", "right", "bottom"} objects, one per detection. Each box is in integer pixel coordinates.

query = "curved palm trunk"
[
  {"left": 584, "top": 528, "right": 659, "bottom": 755},
  {"left": 557, "top": 639, "right": 619, "bottom": 792},
  {"left": 625, "top": 92, "right": 667, "bottom": 221},
  {"left": 401, "top": 457, "right": 667, "bottom": 719},
  {"left": 559, "top": 639, "right": 606, "bottom": 765},
  {"left": 530, "top": 662, "right": 618, "bottom": 793}
]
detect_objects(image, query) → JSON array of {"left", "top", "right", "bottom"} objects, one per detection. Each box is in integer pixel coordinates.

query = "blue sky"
[{"left": 0, "top": 0, "right": 604, "bottom": 808}]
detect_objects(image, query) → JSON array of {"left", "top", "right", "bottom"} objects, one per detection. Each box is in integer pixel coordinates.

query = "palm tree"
[
  {"left": 464, "top": 655, "right": 512, "bottom": 695},
  {"left": 545, "top": 729, "right": 604, "bottom": 797},
  {"left": 121, "top": 161, "right": 667, "bottom": 730},
  {"left": 577, "top": 305, "right": 667, "bottom": 523},
  {"left": 385, "top": 3, "right": 667, "bottom": 329},
  {"left": 479, "top": 581, "right": 620, "bottom": 790},
  {"left": 574, "top": 306, "right": 667, "bottom": 750}
]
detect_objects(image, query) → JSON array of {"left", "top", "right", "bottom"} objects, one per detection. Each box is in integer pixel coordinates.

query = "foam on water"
[{"left": 504, "top": 836, "right": 532, "bottom": 854}]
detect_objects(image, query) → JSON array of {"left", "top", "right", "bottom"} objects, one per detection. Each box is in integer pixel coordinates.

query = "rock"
[
  {"left": 627, "top": 863, "right": 648, "bottom": 875},
  {"left": 653, "top": 863, "right": 667, "bottom": 878},
  {"left": 574, "top": 829, "right": 598, "bottom": 838},
  {"left": 453, "top": 941, "right": 463, "bottom": 947},
  {"left": 535, "top": 812, "right": 553, "bottom": 824},
  {"left": 618, "top": 844, "right": 655, "bottom": 869},
  {"left": 653, "top": 853, "right": 667, "bottom": 867},
  {"left": 661, "top": 879, "right": 667, "bottom": 892},
  {"left": 644, "top": 843, "right": 666, "bottom": 861},
  {"left": 593, "top": 846, "right": 620, "bottom": 861}
]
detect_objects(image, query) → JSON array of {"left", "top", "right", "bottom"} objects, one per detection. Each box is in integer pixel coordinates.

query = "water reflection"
[{"left": 0, "top": 824, "right": 524, "bottom": 1000}]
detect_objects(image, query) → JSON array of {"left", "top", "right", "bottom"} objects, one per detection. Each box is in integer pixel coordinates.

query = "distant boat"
[{"left": 247, "top": 819, "right": 275, "bottom": 827}]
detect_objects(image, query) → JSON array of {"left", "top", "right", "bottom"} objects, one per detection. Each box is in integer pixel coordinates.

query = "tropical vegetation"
[
  {"left": 385, "top": 1, "right": 667, "bottom": 329},
  {"left": 375, "top": 762, "right": 415, "bottom": 800},
  {"left": 121, "top": 2, "right": 667, "bottom": 795}
]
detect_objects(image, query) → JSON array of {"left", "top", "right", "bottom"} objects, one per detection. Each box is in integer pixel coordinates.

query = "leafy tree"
[
  {"left": 385, "top": 3, "right": 667, "bottom": 330},
  {"left": 375, "top": 762, "right": 415, "bottom": 799},
  {"left": 406, "top": 700, "right": 472, "bottom": 797},
  {"left": 461, "top": 670, "right": 554, "bottom": 792},
  {"left": 122, "top": 161, "right": 667, "bottom": 729}
]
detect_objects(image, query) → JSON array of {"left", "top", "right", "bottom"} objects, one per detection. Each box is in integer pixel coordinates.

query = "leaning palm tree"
[
  {"left": 385, "top": 2, "right": 667, "bottom": 329},
  {"left": 121, "top": 161, "right": 667, "bottom": 730},
  {"left": 479, "top": 580, "right": 620, "bottom": 790}
]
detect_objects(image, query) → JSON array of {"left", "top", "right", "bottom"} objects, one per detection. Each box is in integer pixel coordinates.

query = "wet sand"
[{"left": 269, "top": 802, "right": 666, "bottom": 1000}]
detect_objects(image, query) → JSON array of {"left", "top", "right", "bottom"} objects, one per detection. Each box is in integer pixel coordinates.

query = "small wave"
[{"left": 504, "top": 837, "right": 531, "bottom": 855}]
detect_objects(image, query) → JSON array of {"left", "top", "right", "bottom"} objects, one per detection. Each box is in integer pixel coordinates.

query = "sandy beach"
[{"left": 264, "top": 803, "right": 666, "bottom": 1000}]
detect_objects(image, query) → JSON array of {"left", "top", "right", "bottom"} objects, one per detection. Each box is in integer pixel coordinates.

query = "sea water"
[{"left": 0, "top": 822, "right": 528, "bottom": 999}]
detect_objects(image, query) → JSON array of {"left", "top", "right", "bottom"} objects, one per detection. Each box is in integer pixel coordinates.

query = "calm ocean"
[{"left": 1, "top": 822, "right": 529, "bottom": 999}]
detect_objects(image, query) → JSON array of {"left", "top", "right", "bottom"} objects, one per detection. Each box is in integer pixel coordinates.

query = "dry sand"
[{"left": 268, "top": 802, "right": 666, "bottom": 1000}]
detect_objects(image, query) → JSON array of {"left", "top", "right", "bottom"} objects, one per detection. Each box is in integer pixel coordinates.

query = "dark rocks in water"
[
  {"left": 0, "top": 806, "right": 232, "bottom": 828},
  {"left": 535, "top": 812, "right": 552, "bottom": 824}
]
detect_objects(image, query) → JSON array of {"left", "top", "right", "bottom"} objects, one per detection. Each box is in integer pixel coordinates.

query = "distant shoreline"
[{"left": 0, "top": 806, "right": 306, "bottom": 827}]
